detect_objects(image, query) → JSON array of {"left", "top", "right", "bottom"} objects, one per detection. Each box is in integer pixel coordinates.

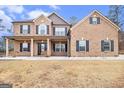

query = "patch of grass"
[
  {"left": 65, "top": 71, "right": 78, "bottom": 77},
  {"left": 0, "top": 60, "right": 124, "bottom": 87},
  {"left": 51, "top": 64, "right": 62, "bottom": 70}
]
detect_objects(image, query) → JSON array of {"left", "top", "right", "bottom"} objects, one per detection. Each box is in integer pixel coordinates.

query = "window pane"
[
  {"left": 22, "top": 25, "right": 28, "bottom": 34},
  {"left": 92, "top": 17, "right": 97, "bottom": 21},
  {"left": 55, "top": 44, "right": 61, "bottom": 52},
  {"left": 79, "top": 41, "right": 86, "bottom": 46},
  {"left": 55, "top": 43, "right": 66, "bottom": 52},
  {"left": 61, "top": 44, "right": 65, "bottom": 52},
  {"left": 23, "top": 25, "right": 28, "bottom": 30},
  {"left": 80, "top": 46, "right": 85, "bottom": 51},
  {"left": 103, "top": 40, "right": 110, "bottom": 51},
  {"left": 41, "top": 44, "right": 45, "bottom": 52},
  {"left": 23, "top": 43, "right": 28, "bottom": 48},
  {"left": 55, "top": 28, "right": 66, "bottom": 36},
  {"left": 92, "top": 17, "right": 97, "bottom": 24},
  {"left": 22, "top": 43, "right": 28, "bottom": 51},
  {"left": 79, "top": 40, "right": 86, "bottom": 51},
  {"left": 39, "top": 24, "right": 47, "bottom": 35}
]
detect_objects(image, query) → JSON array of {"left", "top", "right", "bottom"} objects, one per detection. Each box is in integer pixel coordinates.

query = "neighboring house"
[{"left": 5, "top": 10, "right": 120, "bottom": 57}]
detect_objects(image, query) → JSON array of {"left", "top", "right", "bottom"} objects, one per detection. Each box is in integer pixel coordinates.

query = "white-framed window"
[
  {"left": 38, "top": 24, "right": 47, "bottom": 35},
  {"left": 55, "top": 43, "right": 65, "bottom": 52},
  {"left": 79, "top": 40, "right": 86, "bottom": 51},
  {"left": 90, "top": 17, "right": 100, "bottom": 24},
  {"left": 22, "top": 42, "right": 29, "bottom": 51},
  {"left": 22, "top": 25, "right": 28, "bottom": 34},
  {"left": 61, "top": 44, "right": 66, "bottom": 52},
  {"left": 55, "top": 44, "right": 60, "bottom": 52},
  {"left": 92, "top": 17, "right": 97, "bottom": 24},
  {"left": 103, "top": 40, "right": 111, "bottom": 51},
  {"left": 55, "top": 27, "right": 66, "bottom": 36}
]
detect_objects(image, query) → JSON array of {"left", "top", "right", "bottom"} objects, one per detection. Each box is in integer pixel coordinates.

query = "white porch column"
[
  {"left": 47, "top": 38, "right": 51, "bottom": 56},
  {"left": 5, "top": 38, "right": 9, "bottom": 56},
  {"left": 67, "top": 38, "right": 70, "bottom": 57},
  {"left": 31, "top": 38, "right": 34, "bottom": 57}
]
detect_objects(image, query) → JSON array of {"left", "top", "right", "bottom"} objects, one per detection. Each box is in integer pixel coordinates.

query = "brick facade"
[
  {"left": 70, "top": 11, "right": 119, "bottom": 57},
  {"left": 6, "top": 11, "right": 119, "bottom": 57}
]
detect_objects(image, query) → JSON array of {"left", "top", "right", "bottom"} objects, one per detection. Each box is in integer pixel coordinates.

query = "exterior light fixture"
[
  {"left": 93, "top": 15, "right": 96, "bottom": 17},
  {"left": 41, "top": 20, "right": 44, "bottom": 23},
  {"left": 82, "top": 37, "right": 84, "bottom": 40},
  {"left": 106, "top": 37, "right": 109, "bottom": 40}
]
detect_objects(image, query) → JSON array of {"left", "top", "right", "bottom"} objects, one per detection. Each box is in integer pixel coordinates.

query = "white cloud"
[
  {"left": 0, "top": 10, "right": 13, "bottom": 37},
  {"left": 0, "top": 5, "right": 24, "bottom": 14},
  {"left": 49, "top": 5, "right": 60, "bottom": 10},
  {"left": 0, "top": 10, "right": 12, "bottom": 29},
  {"left": 27, "top": 9, "right": 49, "bottom": 19}
]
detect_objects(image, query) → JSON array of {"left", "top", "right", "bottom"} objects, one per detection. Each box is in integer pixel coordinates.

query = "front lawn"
[{"left": 0, "top": 60, "right": 124, "bottom": 88}]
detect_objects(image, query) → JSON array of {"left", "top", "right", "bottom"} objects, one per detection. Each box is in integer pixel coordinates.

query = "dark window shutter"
[
  {"left": 38, "top": 43, "right": 41, "bottom": 55},
  {"left": 28, "top": 25, "right": 30, "bottom": 34},
  {"left": 86, "top": 40, "right": 89, "bottom": 52},
  {"left": 53, "top": 43, "right": 55, "bottom": 51},
  {"left": 76, "top": 40, "right": 79, "bottom": 51},
  {"left": 47, "top": 25, "right": 49, "bottom": 34},
  {"left": 28, "top": 43, "right": 30, "bottom": 52},
  {"left": 20, "top": 25, "right": 23, "bottom": 33},
  {"left": 111, "top": 40, "right": 114, "bottom": 51},
  {"left": 45, "top": 43, "right": 47, "bottom": 51},
  {"left": 101, "top": 40, "right": 104, "bottom": 52},
  {"left": 89, "top": 17, "right": 92, "bottom": 24},
  {"left": 20, "top": 43, "right": 22, "bottom": 52},
  {"left": 97, "top": 17, "right": 100, "bottom": 24},
  {"left": 53, "top": 27, "right": 55, "bottom": 35},
  {"left": 65, "top": 27, "right": 67, "bottom": 36},
  {"left": 36, "top": 25, "right": 39, "bottom": 34},
  {"left": 65, "top": 43, "right": 67, "bottom": 52}
]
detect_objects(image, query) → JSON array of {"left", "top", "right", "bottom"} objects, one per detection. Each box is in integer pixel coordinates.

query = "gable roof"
[
  {"left": 71, "top": 10, "right": 120, "bottom": 30},
  {"left": 12, "top": 12, "right": 70, "bottom": 25},
  {"left": 32, "top": 14, "right": 52, "bottom": 22},
  {"left": 48, "top": 12, "right": 70, "bottom": 25}
]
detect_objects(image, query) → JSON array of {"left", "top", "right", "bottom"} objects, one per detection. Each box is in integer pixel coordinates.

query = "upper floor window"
[
  {"left": 76, "top": 40, "right": 89, "bottom": 52},
  {"left": 54, "top": 27, "right": 67, "bottom": 36},
  {"left": 90, "top": 17, "right": 100, "bottom": 24},
  {"left": 101, "top": 40, "right": 114, "bottom": 52},
  {"left": 20, "top": 25, "right": 30, "bottom": 34},
  {"left": 38, "top": 24, "right": 47, "bottom": 35}
]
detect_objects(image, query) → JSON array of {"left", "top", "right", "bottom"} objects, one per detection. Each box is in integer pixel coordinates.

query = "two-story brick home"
[
  {"left": 5, "top": 10, "right": 120, "bottom": 57},
  {"left": 5, "top": 12, "right": 70, "bottom": 57}
]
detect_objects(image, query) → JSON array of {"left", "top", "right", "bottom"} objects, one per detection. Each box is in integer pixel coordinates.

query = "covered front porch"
[{"left": 5, "top": 36, "right": 70, "bottom": 57}]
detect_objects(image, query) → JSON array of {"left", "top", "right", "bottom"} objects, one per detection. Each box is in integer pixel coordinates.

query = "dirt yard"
[{"left": 0, "top": 60, "right": 124, "bottom": 88}]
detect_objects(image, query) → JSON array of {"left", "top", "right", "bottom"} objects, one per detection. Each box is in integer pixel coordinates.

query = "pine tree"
[
  {"left": 0, "top": 19, "right": 5, "bottom": 52},
  {"left": 108, "top": 5, "right": 124, "bottom": 31},
  {"left": 0, "top": 19, "right": 13, "bottom": 52},
  {"left": 69, "top": 16, "right": 78, "bottom": 26}
]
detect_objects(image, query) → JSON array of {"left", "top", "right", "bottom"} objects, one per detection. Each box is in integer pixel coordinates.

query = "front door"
[{"left": 37, "top": 43, "right": 47, "bottom": 55}]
